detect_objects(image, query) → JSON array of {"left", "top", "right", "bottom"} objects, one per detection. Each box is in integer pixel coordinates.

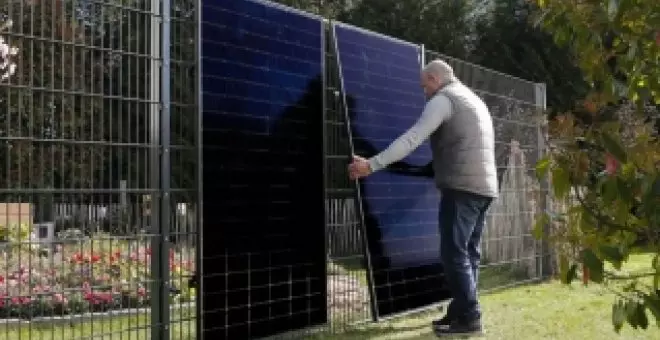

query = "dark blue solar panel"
[
  {"left": 201, "top": 0, "right": 326, "bottom": 338},
  {"left": 333, "top": 23, "right": 451, "bottom": 318}
]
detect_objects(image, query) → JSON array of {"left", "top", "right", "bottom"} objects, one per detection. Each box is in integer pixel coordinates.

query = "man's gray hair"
[{"left": 422, "top": 59, "right": 456, "bottom": 83}]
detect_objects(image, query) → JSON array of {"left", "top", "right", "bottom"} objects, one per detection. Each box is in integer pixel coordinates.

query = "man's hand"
[{"left": 348, "top": 155, "right": 373, "bottom": 180}]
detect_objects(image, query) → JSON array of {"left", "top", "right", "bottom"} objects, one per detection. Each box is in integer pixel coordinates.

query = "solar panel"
[
  {"left": 201, "top": 0, "right": 326, "bottom": 338},
  {"left": 333, "top": 23, "right": 452, "bottom": 318}
]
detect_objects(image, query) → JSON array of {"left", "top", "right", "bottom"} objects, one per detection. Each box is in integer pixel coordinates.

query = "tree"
[
  {"left": 272, "top": 0, "right": 350, "bottom": 17},
  {"left": 533, "top": 0, "right": 660, "bottom": 332},
  {"left": 338, "top": 0, "right": 476, "bottom": 59},
  {"left": 471, "top": 0, "right": 589, "bottom": 116}
]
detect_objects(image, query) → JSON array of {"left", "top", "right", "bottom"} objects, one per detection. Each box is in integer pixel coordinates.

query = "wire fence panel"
[
  {"left": 0, "top": 0, "right": 197, "bottom": 339},
  {"left": 323, "top": 29, "right": 372, "bottom": 331},
  {"left": 0, "top": 0, "right": 549, "bottom": 338}
]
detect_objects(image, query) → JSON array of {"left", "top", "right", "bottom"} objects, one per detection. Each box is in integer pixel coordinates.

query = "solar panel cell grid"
[
  {"left": 333, "top": 22, "right": 452, "bottom": 318},
  {"left": 201, "top": 0, "right": 326, "bottom": 338}
]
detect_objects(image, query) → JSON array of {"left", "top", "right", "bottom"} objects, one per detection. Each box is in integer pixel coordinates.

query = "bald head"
[{"left": 421, "top": 59, "right": 456, "bottom": 98}]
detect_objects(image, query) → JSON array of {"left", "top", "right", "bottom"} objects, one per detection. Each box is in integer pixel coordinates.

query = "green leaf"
[
  {"left": 612, "top": 300, "right": 626, "bottom": 332},
  {"left": 566, "top": 264, "right": 578, "bottom": 284},
  {"left": 559, "top": 255, "right": 578, "bottom": 284},
  {"left": 601, "top": 132, "right": 627, "bottom": 163},
  {"left": 601, "top": 178, "right": 619, "bottom": 204},
  {"left": 615, "top": 177, "right": 633, "bottom": 202},
  {"left": 642, "top": 294, "right": 660, "bottom": 327},
  {"left": 653, "top": 255, "right": 660, "bottom": 292},
  {"left": 612, "top": 300, "right": 626, "bottom": 333},
  {"left": 551, "top": 167, "right": 571, "bottom": 198},
  {"left": 626, "top": 300, "right": 638, "bottom": 328},
  {"left": 582, "top": 248, "right": 604, "bottom": 283},
  {"left": 599, "top": 245, "right": 624, "bottom": 270},
  {"left": 636, "top": 303, "right": 649, "bottom": 329},
  {"left": 535, "top": 157, "right": 551, "bottom": 180},
  {"left": 532, "top": 213, "right": 549, "bottom": 239}
]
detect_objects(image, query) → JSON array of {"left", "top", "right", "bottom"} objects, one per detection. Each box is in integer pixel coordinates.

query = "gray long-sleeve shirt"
[{"left": 368, "top": 94, "right": 453, "bottom": 172}]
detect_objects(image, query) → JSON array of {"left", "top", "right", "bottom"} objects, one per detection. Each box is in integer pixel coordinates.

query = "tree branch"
[{"left": 571, "top": 183, "right": 636, "bottom": 233}]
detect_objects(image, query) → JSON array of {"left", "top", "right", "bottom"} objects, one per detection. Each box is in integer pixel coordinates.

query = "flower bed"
[{"left": 0, "top": 229, "right": 196, "bottom": 320}]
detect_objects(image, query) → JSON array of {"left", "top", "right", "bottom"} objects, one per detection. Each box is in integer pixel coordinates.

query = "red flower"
[
  {"left": 70, "top": 253, "right": 84, "bottom": 264},
  {"left": 605, "top": 153, "right": 618, "bottom": 175},
  {"left": 91, "top": 254, "right": 101, "bottom": 263},
  {"left": 137, "top": 287, "right": 146, "bottom": 297},
  {"left": 0, "top": 275, "right": 4, "bottom": 284}
]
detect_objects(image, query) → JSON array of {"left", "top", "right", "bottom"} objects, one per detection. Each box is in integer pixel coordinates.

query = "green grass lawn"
[
  {"left": 311, "top": 281, "right": 660, "bottom": 340},
  {"left": 2, "top": 255, "right": 658, "bottom": 340},
  {"left": 312, "top": 253, "right": 660, "bottom": 340}
]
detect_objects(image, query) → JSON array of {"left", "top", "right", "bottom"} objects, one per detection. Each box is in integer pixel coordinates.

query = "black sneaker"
[
  {"left": 434, "top": 318, "right": 483, "bottom": 337},
  {"left": 432, "top": 315, "right": 453, "bottom": 330}
]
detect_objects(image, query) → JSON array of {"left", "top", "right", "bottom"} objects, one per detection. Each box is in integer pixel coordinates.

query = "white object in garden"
[
  {"left": 32, "top": 222, "right": 56, "bottom": 252},
  {"left": 0, "top": 19, "right": 18, "bottom": 81}
]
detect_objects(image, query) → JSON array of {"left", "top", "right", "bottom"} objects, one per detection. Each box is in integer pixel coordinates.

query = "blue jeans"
[{"left": 439, "top": 188, "right": 493, "bottom": 322}]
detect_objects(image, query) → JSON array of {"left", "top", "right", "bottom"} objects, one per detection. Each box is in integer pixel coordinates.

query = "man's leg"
[
  {"left": 467, "top": 201, "right": 491, "bottom": 308},
  {"left": 468, "top": 203, "right": 490, "bottom": 292},
  {"left": 434, "top": 189, "right": 491, "bottom": 335}
]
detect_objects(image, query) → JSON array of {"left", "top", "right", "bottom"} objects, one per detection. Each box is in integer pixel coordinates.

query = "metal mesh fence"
[
  {"left": 323, "top": 28, "right": 372, "bottom": 332},
  {"left": 0, "top": 0, "right": 197, "bottom": 339},
  {"left": 0, "top": 0, "right": 549, "bottom": 338}
]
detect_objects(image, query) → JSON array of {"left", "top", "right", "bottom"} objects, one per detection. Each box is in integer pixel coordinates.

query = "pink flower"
[
  {"left": 605, "top": 153, "right": 618, "bottom": 175},
  {"left": 82, "top": 281, "right": 91, "bottom": 293},
  {"left": 137, "top": 287, "right": 146, "bottom": 297}
]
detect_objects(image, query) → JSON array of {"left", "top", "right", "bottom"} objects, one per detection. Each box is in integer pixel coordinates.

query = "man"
[{"left": 348, "top": 59, "right": 498, "bottom": 337}]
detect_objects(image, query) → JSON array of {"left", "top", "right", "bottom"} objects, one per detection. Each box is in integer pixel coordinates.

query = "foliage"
[
  {"left": 471, "top": 0, "right": 589, "bottom": 116},
  {"left": 0, "top": 223, "right": 31, "bottom": 243},
  {"left": 532, "top": 0, "right": 660, "bottom": 332},
  {"left": 535, "top": 0, "right": 659, "bottom": 107},
  {"left": 0, "top": 235, "right": 195, "bottom": 318},
  {"left": 337, "top": 0, "right": 477, "bottom": 59},
  {"left": 271, "top": 0, "right": 350, "bottom": 17},
  {"left": 273, "top": 0, "right": 478, "bottom": 59}
]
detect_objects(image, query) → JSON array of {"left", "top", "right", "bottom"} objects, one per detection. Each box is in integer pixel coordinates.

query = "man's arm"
[{"left": 368, "top": 94, "right": 453, "bottom": 172}]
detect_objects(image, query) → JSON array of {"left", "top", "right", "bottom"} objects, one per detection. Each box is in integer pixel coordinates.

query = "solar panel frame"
[
  {"left": 332, "top": 21, "right": 452, "bottom": 320},
  {"left": 200, "top": 0, "right": 327, "bottom": 338}
]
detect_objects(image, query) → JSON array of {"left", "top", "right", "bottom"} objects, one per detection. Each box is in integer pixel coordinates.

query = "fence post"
[
  {"left": 195, "top": 0, "right": 204, "bottom": 336},
  {"left": 535, "top": 83, "right": 553, "bottom": 278},
  {"left": 149, "top": 0, "right": 171, "bottom": 337}
]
